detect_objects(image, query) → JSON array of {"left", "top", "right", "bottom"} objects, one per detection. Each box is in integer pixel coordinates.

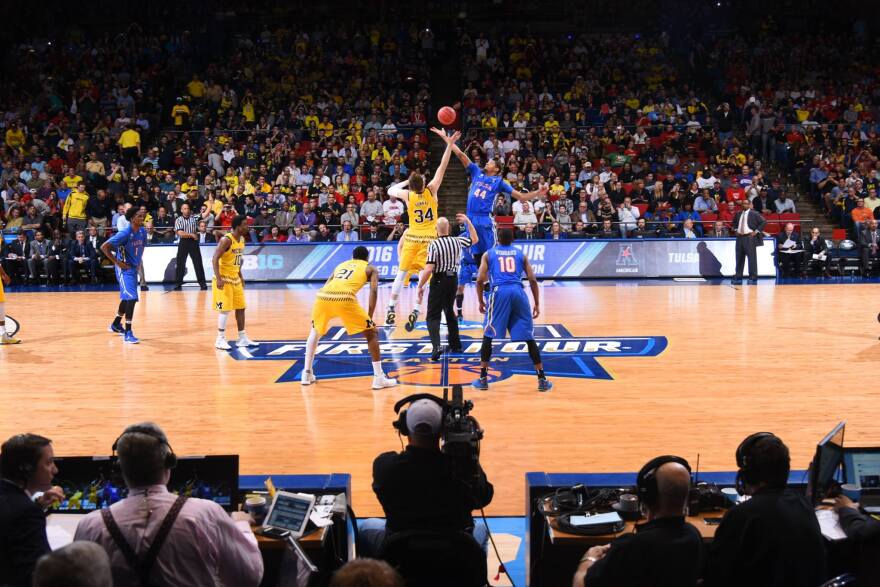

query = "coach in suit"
[
  {"left": 732, "top": 199, "right": 765, "bottom": 284},
  {"left": 0, "top": 434, "right": 64, "bottom": 587},
  {"left": 802, "top": 227, "right": 832, "bottom": 277},
  {"left": 68, "top": 230, "right": 99, "bottom": 283},
  {"left": 858, "top": 219, "right": 880, "bottom": 276},
  {"left": 775, "top": 223, "right": 803, "bottom": 277},
  {"left": 3, "top": 233, "right": 29, "bottom": 282}
]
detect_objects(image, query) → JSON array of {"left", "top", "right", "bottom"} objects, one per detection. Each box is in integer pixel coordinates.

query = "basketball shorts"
[
  {"left": 311, "top": 295, "right": 375, "bottom": 336},
  {"left": 483, "top": 285, "right": 534, "bottom": 341},
  {"left": 470, "top": 216, "right": 496, "bottom": 256},
  {"left": 458, "top": 261, "right": 478, "bottom": 285},
  {"left": 0, "top": 278, "right": 5, "bottom": 303},
  {"left": 212, "top": 276, "right": 245, "bottom": 312},
  {"left": 115, "top": 266, "right": 139, "bottom": 301},
  {"left": 399, "top": 237, "right": 433, "bottom": 274}
]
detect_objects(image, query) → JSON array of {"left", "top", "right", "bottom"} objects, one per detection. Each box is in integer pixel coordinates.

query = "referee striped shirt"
[
  {"left": 426, "top": 235, "right": 472, "bottom": 273},
  {"left": 174, "top": 214, "right": 198, "bottom": 237}
]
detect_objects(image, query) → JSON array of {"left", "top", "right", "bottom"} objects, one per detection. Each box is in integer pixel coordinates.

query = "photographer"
[{"left": 359, "top": 399, "right": 494, "bottom": 557}]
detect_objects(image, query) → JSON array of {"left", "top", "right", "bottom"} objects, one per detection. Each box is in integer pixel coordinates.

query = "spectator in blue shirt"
[{"left": 336, "top": 221, "right": 360, "bottom": 242}]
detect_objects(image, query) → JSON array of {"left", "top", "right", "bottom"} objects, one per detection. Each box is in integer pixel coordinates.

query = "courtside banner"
[{"left": 142, "top": 238, "right": 776, "bottom": 283}]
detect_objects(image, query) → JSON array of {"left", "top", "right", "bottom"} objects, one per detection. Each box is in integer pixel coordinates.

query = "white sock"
[
  {"left": 238, "top": 329, "right": 246, "bottom": 339},
  {"left": 304, "top": 327, "right": 319, "bottom": 372},
  {"left": 217, "top": 312, "right": 229, "bottom": 336},
  {"left": 412, "top": 302, "right": 422, "bottom": 314},
  {"left": 372, "top": 360, "right": 384, "bottom": 377},
  {"left": 0, "top": 302, "right": 5, "bottom": 332}
]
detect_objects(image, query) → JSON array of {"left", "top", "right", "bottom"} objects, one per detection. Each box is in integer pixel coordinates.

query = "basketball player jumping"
[
  {"left": 212, "top": 215, "right": 258, "bottom": 350},
  {"left": 301, "top": 245, "right": 397, "bottom": 390},
  {"left": 0, "top": 264, "right": 20, "bottom": 344},
  {"left": 473, "top": 228, "right": 552, "bottom": 392},
  {"left": 384, "top": 128, "right": 460, "bottom": 331}
]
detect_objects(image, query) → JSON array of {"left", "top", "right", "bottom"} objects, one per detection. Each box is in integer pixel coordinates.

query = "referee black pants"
[
  {"left": 426, "top": 272, "right": 461, "bottom": 351},
  {"left": 174, "top": 239, "right": 207, "bottom": 287}
]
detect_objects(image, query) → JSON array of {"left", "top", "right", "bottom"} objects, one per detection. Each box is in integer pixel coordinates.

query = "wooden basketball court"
[{"left": 2, "top": 281, "right": 878, "bottom": 516}]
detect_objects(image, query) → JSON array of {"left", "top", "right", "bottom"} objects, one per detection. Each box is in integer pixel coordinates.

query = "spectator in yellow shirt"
[
  {"left": 544, "top": 114, "right": 560, "bottom": 133},
  {"left": 63, "top": 184, "right": 90, "bottom": 237},
  {"left": 117, "top": 125, "right": 141, "bottom": 166},
  {"left": 317, "top": 116, "right": 334, "bottom": 138},
  {"left": 171, "top": 99, "right": 191, "bottom": 129},
  {"left": 187, "top": 74, "right": 205, "bottom": 99},
  {"left": 62, "top": 170, "right": 84, "bottom": 189},
  {"left": 5, "top": 123, "right": 25, "bottom": 151}
]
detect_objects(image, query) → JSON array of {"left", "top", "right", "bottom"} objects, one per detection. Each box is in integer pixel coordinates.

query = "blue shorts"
[
  {"left": 484, "top": 285, "right": 533, "bottom": 341},
  {"left": 470, "top": 216, "right": 496, "bottom": 256},
  {"left": 458, "top": 261, "right": 478, "bottom": 284},
  {"left": 116, "top": 267, "right": 139, "bottom": 301}
]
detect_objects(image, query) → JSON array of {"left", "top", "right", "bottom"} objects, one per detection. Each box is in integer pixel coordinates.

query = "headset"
[
  {"left": 636, "top": 455, "right": 692, "bottom": 509},
  {"left": 111, "top": 425, "right": 178, "bottom": 470},
  {"left": 735, "top": 432, "right": 776, "bottom": 494},
  {"left": 392, "top": 393, "right": 448, "bottom": 436}
]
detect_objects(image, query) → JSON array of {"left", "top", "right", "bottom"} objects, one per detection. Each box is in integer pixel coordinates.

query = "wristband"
[{"left": 580, "top": 556, "right": 598, "bottom": 564}]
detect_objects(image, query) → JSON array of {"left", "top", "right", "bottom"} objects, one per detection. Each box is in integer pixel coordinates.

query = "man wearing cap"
[{"left": 358, "top": 399, "right": 494, "bottom": 558}]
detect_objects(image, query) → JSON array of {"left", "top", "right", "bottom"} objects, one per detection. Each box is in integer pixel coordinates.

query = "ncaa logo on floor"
[{"left": 223, "top": 322, "right": 668, "bottom": 387}]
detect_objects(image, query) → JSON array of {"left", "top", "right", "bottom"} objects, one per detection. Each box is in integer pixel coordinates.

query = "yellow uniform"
[
  {"left": 0, "top": 277, "right": 5, "bottom": 303},
  {"left": 311, "top": 259, "right": 374, "bottom": 335},
  {"left": 399, "top": 187, "right": 437, "bottom": 278},
  {"left": 212, "top": 233, "right": 246, "bottom": 312}
]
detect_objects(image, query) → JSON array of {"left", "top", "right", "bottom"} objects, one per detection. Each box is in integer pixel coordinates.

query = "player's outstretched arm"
[
  {"left": 511, "top": 184, "right": 549, "bottom": 202},
  {"left": 457, "top": 213, "right": 478, "bottom": 246},
  {"left": 427, "top": 129, "right": 461, "bottom": 194},
  {"left": 212, "top": 235, "right": 231, "bottom": 289},
  {"left": 475, "top": 253, "right": 489, "bottom": 313},
  {"left": 367, "top": 265, "right": 378, "bottom": 319},
  {"left": 451, "top": 140, "right": 472, "bottom": 169},
  {"left": 523, "top": 257, "right": 540, "bottom": 318}
]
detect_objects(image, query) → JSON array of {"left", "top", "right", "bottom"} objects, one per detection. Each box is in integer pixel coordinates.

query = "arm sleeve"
[
  {"left": 208, "top": 504, "right": 264, "bottom": 587},
  {"left": 499, "top": 181, "right": 514, "bottom": 196},
  {"left": 838, "top": 507, "right": 880, "bottom": 542},
  {"left": 9, "top": 506, "right": 51, "bottom": 586},
  {"left": 583, "top": 536, "right": 633, "bottom": 587}
]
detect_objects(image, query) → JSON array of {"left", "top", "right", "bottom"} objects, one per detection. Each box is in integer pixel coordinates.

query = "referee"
[
  {"left": 172, "top": 202, "right": 208, "bottom": 290},
  {"left": 417, "top": 214, "right": 478, "bottom": 361}
]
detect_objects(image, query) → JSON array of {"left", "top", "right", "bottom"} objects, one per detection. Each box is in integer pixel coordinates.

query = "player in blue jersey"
[
  {"left": 451, "top": 141, "right": 546, "bottom": 266},
  {"left": 455, "top": 246, "right": 477, "bottom": 323},
  {"left": 472, "top": 228, "right": 552, "bottom": 392},
  {"left": 101, "top": 207, "right": 147, "bottom": 344}
]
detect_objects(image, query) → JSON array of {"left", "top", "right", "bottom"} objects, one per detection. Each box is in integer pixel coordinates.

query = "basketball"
[{"left": 437, "top": 106, "right": 456, "bottom": 126}]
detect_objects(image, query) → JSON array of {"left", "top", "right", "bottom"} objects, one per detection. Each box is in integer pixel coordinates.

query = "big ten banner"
[{"left": 141, "top": 239, "right": 776, "bottom": 283}]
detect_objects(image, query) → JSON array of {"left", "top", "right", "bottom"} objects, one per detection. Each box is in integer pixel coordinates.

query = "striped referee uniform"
[
  {"left": 425, "top": 234, "right": 471, "bottom": 355},
  {"left": 173, "top": 212, "right": 207, "bottom": 288}
]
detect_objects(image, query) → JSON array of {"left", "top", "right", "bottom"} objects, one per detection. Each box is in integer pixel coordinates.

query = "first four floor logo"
[{"left": 226, "top": 322, "right": 667, "bottom": 387}]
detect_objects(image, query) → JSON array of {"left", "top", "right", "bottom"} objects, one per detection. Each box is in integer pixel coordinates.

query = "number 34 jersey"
[{"left": 406, "top": 187, "right": 437, "bottom": 238}]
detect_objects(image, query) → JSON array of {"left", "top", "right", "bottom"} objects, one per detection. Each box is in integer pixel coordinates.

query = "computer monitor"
[
  {"left": 807, "top": 421, "right": 845, "bottom": 504},
  {"left": 51, "top": 454, "right": 240, "bottom": 513},
  {"left": 843, "top": 448, "right": 880, "bottom": 488}
]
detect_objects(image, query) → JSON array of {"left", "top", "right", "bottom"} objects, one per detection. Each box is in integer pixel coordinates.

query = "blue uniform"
[
  {"left": 466, "top": 162, "right": 513, "bottom": 255},
  {"left": 483, "top": 245, "right": 533, "bottom": 341},
  {"left": 106, "top": 225, "right": 146, "bottom": 301},
  {"left": 457, "top": 246, "right": 478, "bottom": 284}
]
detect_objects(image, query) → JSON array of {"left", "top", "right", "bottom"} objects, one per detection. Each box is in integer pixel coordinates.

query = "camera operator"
[{"left": 359, "top": 399, "right": 494, "bottom": 557}]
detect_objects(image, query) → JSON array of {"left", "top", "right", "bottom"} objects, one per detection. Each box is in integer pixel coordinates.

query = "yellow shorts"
[
  {"left": 212, "top": 277, "right": 245, "bottom": 312},
  {"left": 399, "top": 238, "right": 433, "bottom": 274},
  {"left": 0, "top": 279, "right": 4, "bottom": 303},
  {"left": 311, "top": 296, "right": 374, "bottom": 336}
]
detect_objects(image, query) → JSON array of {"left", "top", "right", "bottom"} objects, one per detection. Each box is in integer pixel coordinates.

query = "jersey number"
[
  {"left": 473, "top": 188, "right": 488, "bottom": 199},
  {"left": 497, "top": 257, "right": 516, "bottom": 273},
  {"left": 413, "top": 208, "right": 434, "bottom": 223},
  {"left": 335, "top": 268, "right": 354, "bottom": 280}
]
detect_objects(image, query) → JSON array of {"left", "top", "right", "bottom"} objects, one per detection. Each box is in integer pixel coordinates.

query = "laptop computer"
[{"left": 843, "top": 447, "right": 880, "bottom": 513}]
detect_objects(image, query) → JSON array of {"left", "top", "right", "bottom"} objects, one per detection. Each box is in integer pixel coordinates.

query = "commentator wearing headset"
[
  {"left": 74, "top": 422, "right": 263, "bottom": 586},
  {"left": 704, "top": 432, "right": 826, "bottom": 586},
  {"left": 571, "top": 455, "right": 704, "bottom": 586},
  {"left": 0, "top": 433, "right": 64, "bottom": 587}
]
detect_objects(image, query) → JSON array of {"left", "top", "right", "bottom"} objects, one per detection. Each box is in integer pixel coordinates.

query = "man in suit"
[
  {"left": 775, "top": 222, "right": 803, "bottom": 277},
  {"left": 27, "top": 230, "right": 52, "bottom": 284},
  {"left": 0, "top": 433, "right": 64, "bottom": 587},
  {"left": 859, "top": 219, "right": 880, "bottom": 276},
  {"left": 732, "top": 199, "right": 765, "bottom": 284},
  {"left": 68, "top": 230, "right": 99, "bottom": 283},
  {"left": 515, "top": 223, "right": 540, "bottom": 240},
  {"left": 3, "top": 233, "right": 29, "bottom": 283},
  {"left": 196, "top": 220, "right": 216, "bottom": 244},
  {"left": 46, "top": 229, "right": 68, "bottom": 284},
  {"left": 802, "top": 227, "right": 832, "bottom": 277}
]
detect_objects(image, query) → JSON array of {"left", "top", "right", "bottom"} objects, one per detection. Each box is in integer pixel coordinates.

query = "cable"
[{"left": 481, "top": 507, "right": 516, "bottom": 587}]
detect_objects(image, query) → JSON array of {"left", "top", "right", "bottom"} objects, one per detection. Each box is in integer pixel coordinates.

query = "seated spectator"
[
  {"left": 33, "top": 542, "right": 112, "bottom": 587},
  {"left": 360, "top": 191, "right": 384, "bottom": 223},
  {"left": 545, "top": 221, "right": 567, "bottom": 240},
  {"left": 359, "top": 399, "right": 493, "bottom": 557},
  {"left": 513, "top": 200, "right": 538, "bottom": 227},
  {"left": 629, "top": 218, "right": 652, "bottom": 239},
  {"left": 673, "top": 203, "right": 703, "bottom": 237},
  {"left": 803, "top": 227, "right": 832, "bottom": 277},
  {"left": 694, "top": 190, "right": 718, "bottom": 213},
  {"left": 295, "top": 204, "right": 318, "bottom": 231},
  {"left": 681, "top": 218, "right": 698, "bottom": 239},
  {"left": 329, "top": 559, "right": 404, "bottom": 587},
  {"left": 362, "top": 221, "right": 383, "bottom": 241},
  {"left": 572, "top": 456, "right": 703, "bottom": 587},
  {"left": 774, "top": 193, "right": 797, "bottom": 214},
  {"left": 616, "top": 197, "right": 640, "bottom": 238},
  {"left": 67, "top": 230, "right": 99, "bottom": 283},
  {"left": 1, "top": 433, "right": 64, "bottom": 587},
  {"left": 568, "top": 221, "right": 588, "bottom": 239},
  {"left": 74, "top": 423, "right": 263, "bottom": 586},
  {"left": 864, "top": 188, "right": 880, "bottom": 213},
  {"left": 152, "top": 207, "right": 174, "bottom": 243},
  {"left": 287, "top": 226, "right": 310, "bottom": 243},
  {"left": 340, "top": 204, "right": 360, "bottom": 228},
  {"left": 709, "top": 221, "right": 730, "bottom": 238},
  {"left": 386, "top": 222, "right": 406, "bottom": 241},
  {"left": 27, "top": 230, "right": 52, "bottom": 284},
  {"left": 314, "top": 223, "right": 336, "bottom": 242},
  {"left": 858, "top": 219, "right": 880, "bottom": 276},
  {"left": 575, "top": 202, "right": 596, "bottom": 226},
  {"left": 852, "top": 198, "right": 873, "bottom": 237},
  {"left": 597, "top": 219, "right": 617, "bottom": 239},
  {"left": 704, "top": 433, "right": 826, "bottom": 586},
  {"left": 493, "top": 195, "right": 512, "bottom": 216},
  {"left": 515, "top": 223, "right": 540, "bottom": 240},
  {"left": 261, "top": 225, "right": 286, "bottom": 243},
  {"left": 196, "top": 221, "right": 215, "bottom": 244},
  {"left": 337, "top": 221, "right": 360, "bottom": 242},
  {"left": 776, "top": 223, "right": 803, "bottom": 277},
  {"left": 382, "top": 194, "right": 405, "bottom": 228},
  {"left": 275, "top": 203, "right": 296, "bottom": 233}
]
